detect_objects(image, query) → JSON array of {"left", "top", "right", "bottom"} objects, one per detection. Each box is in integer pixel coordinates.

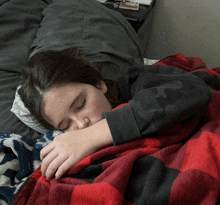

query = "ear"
[{"left": 97, "top": 80, "right": 108, "bottom": 94}]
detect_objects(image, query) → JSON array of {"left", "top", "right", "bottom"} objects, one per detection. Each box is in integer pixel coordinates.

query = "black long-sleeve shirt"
[{"left": 102, "top": 65, "right": 212, "bottom": 145}]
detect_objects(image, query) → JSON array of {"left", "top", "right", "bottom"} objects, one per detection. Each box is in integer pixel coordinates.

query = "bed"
[{"left": 1, "top": 0, "right": 220, "bottom": 204}]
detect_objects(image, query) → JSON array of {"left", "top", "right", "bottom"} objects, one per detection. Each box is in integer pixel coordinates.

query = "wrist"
[{"left": 88, "top": 118, "right": 113, "bottom": 148}]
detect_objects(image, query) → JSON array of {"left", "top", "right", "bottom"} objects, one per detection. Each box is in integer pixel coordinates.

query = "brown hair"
[{"left": 18, "top": 47, "right": 120, "bottom": 130}]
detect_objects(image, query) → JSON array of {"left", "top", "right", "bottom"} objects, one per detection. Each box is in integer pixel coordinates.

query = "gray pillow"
[
  {"left": 0, "top": 0, "right": 48, "bottom": 140},
  {"left": 30, "top": 0, "right": 144, "bottom": 80},
  {"left": 0, "top": 0, "right": 144, "bottom": 140}
]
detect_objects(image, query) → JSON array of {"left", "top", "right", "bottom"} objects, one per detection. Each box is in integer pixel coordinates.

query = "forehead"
[
  {"left": 41, "top": 83, "right": 84, "bottom": 125},
  {"left": 49, "top": 83, "right": 84, "bottom": 93},
  {"left": 44, "top": 83, "right": 82, "bottom": 102}
]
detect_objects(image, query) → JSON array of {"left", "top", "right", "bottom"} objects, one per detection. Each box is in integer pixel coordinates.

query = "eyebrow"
[{"left": 56, "top": 94, "right": 81, "bottom": 129}]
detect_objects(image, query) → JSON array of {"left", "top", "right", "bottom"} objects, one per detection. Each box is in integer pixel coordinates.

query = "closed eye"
[
  {"left": 77, "top": 99, "right": 86, "bottom": 110},
  {"left": 62, "top": 100, "right": 86, "bottom": 131},
  {"left": 62, "top": 121, "right": 71, "bottom": 131}
]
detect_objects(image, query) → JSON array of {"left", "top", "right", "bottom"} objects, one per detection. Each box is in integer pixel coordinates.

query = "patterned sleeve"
[{"left": 102, "top": 65, "right": 212, "bottom": 145}]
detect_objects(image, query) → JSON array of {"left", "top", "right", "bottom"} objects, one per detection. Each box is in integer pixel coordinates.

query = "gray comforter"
[{"left": 0, "top": 0, "right": 144, "bottom": 140}]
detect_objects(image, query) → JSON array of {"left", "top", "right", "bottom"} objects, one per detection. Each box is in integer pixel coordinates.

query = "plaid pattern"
[{"left": 10, "top": 54, "right": 220, "bottom": 204}]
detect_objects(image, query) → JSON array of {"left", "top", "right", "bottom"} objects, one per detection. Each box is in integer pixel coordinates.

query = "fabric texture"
[
  {"left": 29, "top": 0, "right": 144, "bottom": 80},
  {"left": 103, "top": 56, "right": 212, "bottom": 145},
  {"left": 0, "top": 0, "right": 47, "bottom": 140},
  {"left": 0, "top": 0, "right": 143, "bottom": 140},
  {"left": 0, "top": 54, "right": 220, "bottom": 205},
  {"left": 10, "top": 86, "right": 49, "bottom": 134}
]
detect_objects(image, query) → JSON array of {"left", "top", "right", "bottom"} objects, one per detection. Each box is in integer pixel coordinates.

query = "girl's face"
[{"left": 42, "top": 81, "right": 112, "bottom": 131}]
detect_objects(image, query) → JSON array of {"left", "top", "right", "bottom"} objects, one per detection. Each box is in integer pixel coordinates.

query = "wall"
[{"left": 138, "top": 0, "right": 220, "bottom": 68}]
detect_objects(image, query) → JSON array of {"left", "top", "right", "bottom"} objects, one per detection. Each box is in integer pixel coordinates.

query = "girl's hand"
[{"left": 40, "top": 119, "right": 113, "bottom": 180}]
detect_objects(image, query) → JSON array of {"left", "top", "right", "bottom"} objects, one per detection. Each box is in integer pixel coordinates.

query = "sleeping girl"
[{"left": 18, "top": 47, "right": 212, "bottom": 180}]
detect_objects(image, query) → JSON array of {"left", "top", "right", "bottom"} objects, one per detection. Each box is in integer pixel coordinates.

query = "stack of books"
[
  {"left": 97, "top": 0, "right": 156, "bottom": 31},
  {"left": 96, "top": 0, "right": 154, "bottom": 11}
]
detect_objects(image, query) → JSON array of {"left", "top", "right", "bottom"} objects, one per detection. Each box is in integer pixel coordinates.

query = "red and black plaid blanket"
[{"left": 12, "top": 54, "right": 220, "bottom": 204}]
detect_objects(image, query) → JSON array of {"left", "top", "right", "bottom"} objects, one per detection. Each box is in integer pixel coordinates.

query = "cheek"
[
  {"left": 97, "top": 95, "right": 112, "bottom": 113},
  {"left": 87, "top": 95, "right": 111, "bottom": 116},
  {"left": 88, "top": 101, "right": 104, "bottom": 116}
]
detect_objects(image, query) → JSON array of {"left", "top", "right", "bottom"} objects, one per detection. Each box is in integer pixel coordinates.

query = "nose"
[{"left": 75, "top": 117, "right": 90, "bottom": 130}]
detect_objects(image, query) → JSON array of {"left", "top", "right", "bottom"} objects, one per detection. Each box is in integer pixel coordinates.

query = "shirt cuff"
[{"left": 102, "top": 104, "right": 141, "bottom": 146}]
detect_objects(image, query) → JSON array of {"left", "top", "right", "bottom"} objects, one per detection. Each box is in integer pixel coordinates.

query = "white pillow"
[{"left": 10, "top": 86, "right": 49, "bottom": 134}]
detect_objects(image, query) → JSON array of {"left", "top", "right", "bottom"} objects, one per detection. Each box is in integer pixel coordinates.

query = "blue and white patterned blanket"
[{"left": 0, "top": 130, "right": 61, "bottom": 205}]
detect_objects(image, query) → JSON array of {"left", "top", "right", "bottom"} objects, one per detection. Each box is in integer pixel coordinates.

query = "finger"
[
  {"left": 41, "top": 151, "right": 59, "bottom": 176},
  {"left": 55, "top": 157, "right": 76, "bottom": 180},
  {"left": 45, "top": 155, "right": 69, "bottom": 180},
  {"left": 40, "top": 143, "right": 55, "bottom": 161}
]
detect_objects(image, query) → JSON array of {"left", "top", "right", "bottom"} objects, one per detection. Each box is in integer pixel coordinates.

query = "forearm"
[
  {"left": 103, "top": 65, "right": 212, "bottom": 146},
  {"left": 89, "top": 118, "right": 113, "bottom": 149}
]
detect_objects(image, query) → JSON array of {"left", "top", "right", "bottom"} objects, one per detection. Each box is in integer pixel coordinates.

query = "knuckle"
[
  {"left": 58, "top": 165, "right": 66, "bottom": 173},
  {"left": 48, "top": 163, "right": 58, "bottom": 173},
  {"left": 46, "top": 166, "right": 56, "bottom": 178},
  {"left": 47, "top": 169, "right": 55, "bottom": 178},
  {"left": 56, "top": 167, "right": 65, "bottom": 179},
  {"left": 42, "top": 158, "right": 50, "bottom": 168},
  {"left": 40, "top": 149, "right": 44, "bottom": 157},
  {"left": 54, "top": 135, "right": 61, "bottom": 141}
]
